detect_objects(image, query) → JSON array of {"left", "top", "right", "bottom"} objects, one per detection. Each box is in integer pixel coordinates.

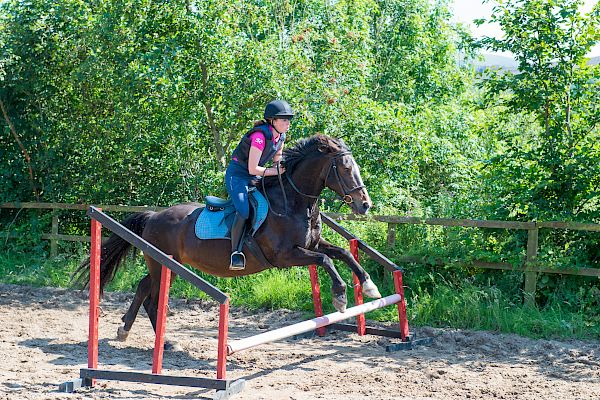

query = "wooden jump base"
[
  {"left": 305, "top": 239, "right": 431, "bottom": 352},
  {"left": 60, "top": 207, "right": 243, "bottom": 400},
  {"left": 61, "top": 207, "right": 429, "bottom": 399}
]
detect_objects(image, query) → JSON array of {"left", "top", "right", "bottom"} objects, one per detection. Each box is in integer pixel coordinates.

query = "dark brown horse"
[{"left": 75, "top": 134, "right": 380, "bottom": 345}]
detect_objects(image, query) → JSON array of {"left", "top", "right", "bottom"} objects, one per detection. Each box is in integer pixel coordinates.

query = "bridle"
[
  {"left": 262, "top": 151, "right": 366, "bottom": 217},
  {"left": 327, "top": 151, "right": 367, "bottom": 204}
]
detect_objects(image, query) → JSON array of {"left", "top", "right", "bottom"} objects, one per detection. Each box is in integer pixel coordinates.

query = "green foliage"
[
  {"left": 469, "top": 1, "right": 600, "bottom": 300},
  {"left": 476, "top": 0, "right": 600, "bottom": 221},
  {"left": 0, "top": 248, "right": 79, "bottom": 287},
  {"left": 0, "top": 0, "right": 474, "bottom": 211},
  {"left": 370, "top": 0, "right": 473, "bottom": 104},
  {"left": 410, "top": 280, "right": 600, "bottom": 338}
]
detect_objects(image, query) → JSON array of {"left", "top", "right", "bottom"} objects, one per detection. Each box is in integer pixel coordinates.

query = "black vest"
[{"left": 230, "top": 124, "right": 285, "bottom": 169}]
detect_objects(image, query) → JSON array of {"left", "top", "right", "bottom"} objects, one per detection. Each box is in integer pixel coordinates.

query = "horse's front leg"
[
  {"left": 316, "top": 239, "right": 382, "bottom": 299},
  {"left": 282, "top": 246, "right": 348, "bottom": 312}
]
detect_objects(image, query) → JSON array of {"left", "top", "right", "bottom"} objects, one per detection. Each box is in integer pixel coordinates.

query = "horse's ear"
[
  {"left": 317, "top": 136, "right": 335, "bottom": 153},
  {"left": 317, "top": 143, "right": 331, "bottom": 153}
]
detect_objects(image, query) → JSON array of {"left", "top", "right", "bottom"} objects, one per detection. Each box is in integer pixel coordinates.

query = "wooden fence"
[{"left": 2, "top": 202, "right": 600, "bottom": 305}]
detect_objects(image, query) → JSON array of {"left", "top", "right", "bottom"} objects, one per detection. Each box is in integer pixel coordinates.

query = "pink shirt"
[
  {"left": 232, "top": 126, "right": 281, "bottom": 162},
  {"left": 249, "top": 127, "right": 280, "bottom": 151}
]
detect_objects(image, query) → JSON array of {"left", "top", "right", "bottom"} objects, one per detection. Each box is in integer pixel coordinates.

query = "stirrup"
[{"left": 229, "top": 251, "right": 246, "bottom": 270}]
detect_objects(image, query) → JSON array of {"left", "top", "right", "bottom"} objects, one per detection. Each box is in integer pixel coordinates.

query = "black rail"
[
  {"left": 80, "top": 369, "right": 231, "bottom": 390},
  {"left": 320, "top": 212, "right": 402, "bottom": 273}
]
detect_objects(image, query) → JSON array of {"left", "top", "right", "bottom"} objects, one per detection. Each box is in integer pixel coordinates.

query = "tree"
[
  {"left": 477, "top": 0, "right": 600, "bottom": 221},
  {"left": 370, "top": 0, "right": 472, "bottom": 104},
  {"left": 0, "top": 0, "right": 479, "bottom": 213}
]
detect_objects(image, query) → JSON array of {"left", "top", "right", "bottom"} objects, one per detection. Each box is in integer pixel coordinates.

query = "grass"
[
  {"left": 0, "top": 247, "right": 325, "bottom": 312},
  {"left": 409, "top": 283, "right": 600, "bottom": 339},
  {"left": 0, "top": 246, "right": 598, "bottom": 341}
]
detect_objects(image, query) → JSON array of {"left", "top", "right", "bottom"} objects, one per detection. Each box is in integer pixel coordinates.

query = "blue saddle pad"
[{"left": 194, "top": 190, "right": 269, "bottom": 240}]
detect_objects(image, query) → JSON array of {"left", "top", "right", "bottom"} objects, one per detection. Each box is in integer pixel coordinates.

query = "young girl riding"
[{"left": 225, "top": 100, "right": 294, "bottom": 270}]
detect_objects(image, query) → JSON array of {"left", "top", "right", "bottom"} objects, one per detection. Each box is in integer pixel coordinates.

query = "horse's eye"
[{"left": 342, "top": 161, "right": 353, "bottom": 170}]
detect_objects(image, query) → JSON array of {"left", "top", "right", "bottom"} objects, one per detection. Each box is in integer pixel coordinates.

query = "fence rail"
[
  {"left": 2, "top": 202, "right": 600, "bottom": 305},
  {"left": 0, "top": 202, "right": 168, "bottom": 212}
]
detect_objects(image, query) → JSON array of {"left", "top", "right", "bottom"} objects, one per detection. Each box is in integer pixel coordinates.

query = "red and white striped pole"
[
  {"left": 88, "top": 210, "right": 102, "bottom": 385},
  {"left": 227, "top": 294, "right": 402, "bottom": 354},
  {"left": 152, "top": 261, "right": 172, "bottom": 374},
  {"left": 308, "top": 265, "right": 326, "bottom": 336},
  {"left": 349, "top": 239, "right": 366, "bottom": 336}
]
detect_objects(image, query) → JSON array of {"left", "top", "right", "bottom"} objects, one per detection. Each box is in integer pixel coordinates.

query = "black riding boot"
[{"left": 229, "top": 213, "right": 247, "bottom": 270}]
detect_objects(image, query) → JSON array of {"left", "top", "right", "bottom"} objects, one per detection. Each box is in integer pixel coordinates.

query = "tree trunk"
[
  {"left": 200, "top": 62, "right": 226, "bottom": 170},
  {"left": 0, "top": 99, "right": 40, "bottom": 200}
]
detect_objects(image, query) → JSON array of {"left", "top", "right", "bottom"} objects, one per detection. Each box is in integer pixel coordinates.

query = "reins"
[
  {"left": 261, "top": 150, "right": 366, "bottom": 217},
  {"left": 261, "top": 162, "right": 289, "bottom": 217}
]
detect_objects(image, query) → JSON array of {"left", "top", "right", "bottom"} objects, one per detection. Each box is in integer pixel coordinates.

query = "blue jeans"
[{"left": 225, "top": 164, "right": 254, "bottom": 219}]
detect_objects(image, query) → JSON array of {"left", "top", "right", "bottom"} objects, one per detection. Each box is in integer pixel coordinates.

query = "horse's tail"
[{"left": 72, "top": 211, "right": 154, "bottom": 293}]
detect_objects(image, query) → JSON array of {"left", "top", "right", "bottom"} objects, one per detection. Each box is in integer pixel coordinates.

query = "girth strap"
[{"left": 244, "top": 235, "right": 277, "bottom": 269}]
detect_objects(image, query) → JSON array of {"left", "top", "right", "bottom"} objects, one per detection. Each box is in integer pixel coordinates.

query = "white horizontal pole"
[{"left": 227, "top": 293, "right": 401, "bottom": 355}]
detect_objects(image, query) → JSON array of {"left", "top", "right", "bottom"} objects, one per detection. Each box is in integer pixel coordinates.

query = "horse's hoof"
[
  {"left": 116, "top": 326, "right": 129, "bottom": 341},
  {"left": 164, "top": 340, "right": 183, "bottom": 352},
  {"left": 332, "top": 294, "right": 347, "bottom": 313},
  {"left": 362, "top": 279, "right": 382, "bottom": 299},
  {"left": 167, "top": 304, "right": 175, "bottom": 317}
]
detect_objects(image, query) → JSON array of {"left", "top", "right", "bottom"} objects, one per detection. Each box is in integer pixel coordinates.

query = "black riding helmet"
[{"left": 264, "top": 100, "right": 294, "bottom": 120}]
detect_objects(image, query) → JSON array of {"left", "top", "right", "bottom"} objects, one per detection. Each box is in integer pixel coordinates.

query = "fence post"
[
  {"left": 386, "top": 223, "right": 397, "bottom": 249},
  {"left": 152, "top": 262, "right": 172, "bottom": 375},
  {"left": 524, "top": 226, "right": 539, "bottom": 307},
  {"left": 50, "top": 214, "right": 59, "bottom": 257},
  {"left": 349, "top": 239, "right": 366, "bottom": 336},
  {"left": 88, "top": 210, "right": 102, "bottom": 385}
]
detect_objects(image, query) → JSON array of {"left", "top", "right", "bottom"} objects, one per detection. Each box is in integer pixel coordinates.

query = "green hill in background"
[{"left": 477, "top": 53, "right": 600, "bottom": 72}]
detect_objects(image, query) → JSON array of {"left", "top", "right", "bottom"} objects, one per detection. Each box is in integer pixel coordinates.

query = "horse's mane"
[{"left": 261, "top": 134, "right": 349, "bottom": 188}]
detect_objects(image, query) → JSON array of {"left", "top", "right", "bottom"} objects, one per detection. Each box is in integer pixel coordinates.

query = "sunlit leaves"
[{"left": 477, "top": 0, "right": 600, "bottom": 221}]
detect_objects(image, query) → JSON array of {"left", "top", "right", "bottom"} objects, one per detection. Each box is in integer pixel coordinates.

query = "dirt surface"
[{"left": 0, "top": 283, "right": 599, "bottom": 400}]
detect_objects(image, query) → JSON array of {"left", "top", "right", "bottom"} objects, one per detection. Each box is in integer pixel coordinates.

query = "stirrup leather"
[{"left": 229, "top": 251, "right": 246, "bottom": 270}]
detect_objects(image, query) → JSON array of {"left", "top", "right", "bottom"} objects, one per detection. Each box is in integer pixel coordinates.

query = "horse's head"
[
  {"left": 317, "top": 136, "right": 373, "bottom": 214},
  {"left": 276, "top": 135, "right": 372, "bottom": 214}
]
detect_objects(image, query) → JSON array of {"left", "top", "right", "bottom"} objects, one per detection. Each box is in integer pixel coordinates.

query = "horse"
[{"left": 74, "top": 134, "right": 381, "bottom": 346}]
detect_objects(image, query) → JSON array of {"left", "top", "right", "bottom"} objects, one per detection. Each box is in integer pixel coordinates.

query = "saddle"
[{"left": 194, "top": 188, "right": 268, "bottom": 241}]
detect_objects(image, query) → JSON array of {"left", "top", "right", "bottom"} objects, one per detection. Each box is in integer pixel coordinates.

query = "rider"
[{"left": 225, "top": 99, "right": 294, "bottom": 270}]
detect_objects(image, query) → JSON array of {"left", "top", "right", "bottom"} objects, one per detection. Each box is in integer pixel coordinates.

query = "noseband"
[{"left": 263, "top": 151, "right": 366, "bottom": 217}]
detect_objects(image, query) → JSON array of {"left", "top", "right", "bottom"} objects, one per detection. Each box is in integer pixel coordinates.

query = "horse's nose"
[{"left": 362, "top": 201, "right": 371, "bottom": 212}]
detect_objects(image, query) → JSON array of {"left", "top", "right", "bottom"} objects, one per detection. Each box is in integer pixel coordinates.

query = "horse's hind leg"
[
  {"left": 141, "top": 258, "right": 181, "bottom": 351},
  {"left": 117, "top": 274, "right": 152, "bottom": 341}
]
